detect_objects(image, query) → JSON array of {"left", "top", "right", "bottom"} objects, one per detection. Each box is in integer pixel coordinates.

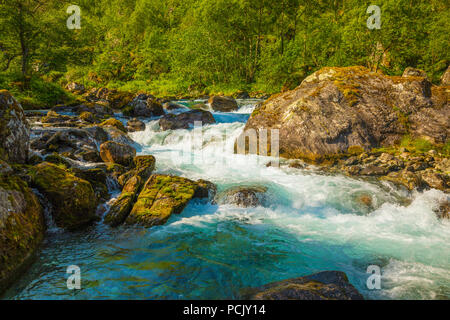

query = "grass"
[{"left": 0, "top": 72, "right": 76, "bottom": 110}]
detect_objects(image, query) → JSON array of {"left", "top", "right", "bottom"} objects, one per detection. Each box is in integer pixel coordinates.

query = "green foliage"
[{"left": 0, "top": 0, "right": 449, "bottom": 98}]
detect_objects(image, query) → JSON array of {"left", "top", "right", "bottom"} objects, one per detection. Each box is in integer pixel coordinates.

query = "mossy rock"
[
  {"left": 44, "top": 153, "right": 71, "bottom": 168},
  {"left": 100, "top": 141, "right": 136, "bottom": 167},
  {"left": 104, "top": 176, "right": 142, "bottom": 227},
  {"left": 29, "top": 162, "right": 98, "bottom": 230},
  {"left": 125, "top": 174, "right": 199, "bottom": 227},
  {"left": 0, "top": 174, "right": 45, "bottom": 294},
  {"left": 71, "top": 167, "right": 109, "bottom": 202},
  {"left": 118, "top": 155, "right": 156, "bottom": 187},
  {"left": 41, "top": 110, "right": 71, "bottom": 123},
  {"left": 100, "top": 118, "right": 127, "bottom": 133},
  {"left": 79, "top": 111, "right": 98, "bottom": 124}
]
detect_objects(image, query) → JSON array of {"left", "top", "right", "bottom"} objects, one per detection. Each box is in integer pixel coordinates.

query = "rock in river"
[
  {"left": 159, "top": 109, "right": 216, "bottom": 131},
  {"left": 242, "top": 271, "right": 364, "bottom": 300},
  {"left": 125, "top": 175, "right": 205, "bottom": 227},
  {"left": 215, "top": 186, "right": 268, "bottom": 207},
  {"left": 100, "top": 141, "right": 136, "bottom": 167},
  {"left": 30, "top": 162, "right": 98, "bottom": 230},
  {"left": 238, "top": 66, "right": 449, "bottom": 162},
  {"left": 208, "top": 95, "right": 238, "bottom": 112}
]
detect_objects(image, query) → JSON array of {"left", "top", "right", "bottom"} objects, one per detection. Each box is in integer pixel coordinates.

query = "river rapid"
[{"left": 4, "top": 100, "right": 450, "bottom": 300}]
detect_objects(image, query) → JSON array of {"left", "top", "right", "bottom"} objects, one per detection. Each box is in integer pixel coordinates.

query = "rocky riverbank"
[
  {"left": 239, "top": 66, "right": 450, "bottom": 196},
  {"left": 1, "top": 66, "right": 449, "bottom": 298}
]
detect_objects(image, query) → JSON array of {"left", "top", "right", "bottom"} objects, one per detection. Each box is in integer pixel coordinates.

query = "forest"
[{"left": 0, "top": 0, "right": 449, "bottom": 108}]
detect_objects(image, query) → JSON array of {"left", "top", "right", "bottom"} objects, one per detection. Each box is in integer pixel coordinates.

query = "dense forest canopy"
[{"left": 0, "top": 0, "right": 448, "bottom": 106}]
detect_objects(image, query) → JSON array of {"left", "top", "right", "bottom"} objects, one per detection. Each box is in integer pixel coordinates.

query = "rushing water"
[{"left": 4, "top": 100, "right": 450, "bottom": 300}]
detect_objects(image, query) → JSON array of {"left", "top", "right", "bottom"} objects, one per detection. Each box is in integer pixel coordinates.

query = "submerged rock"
[
  {"left": 0, "top": 90, "right": 31, "bottom": 164},
  {"left": 159, "top": 109, "right": 216, "bottom": 131},
  {"left": 126, "top": 174, "right": 199, "bottom": 227},
  {"left": 208, "top": 96, "right": 238, "bottom": 112},
  {"left": 0, "top": 175, "right": 45, "bottom": 294},
  {"left": 215, "top": 186, "right": 268, "bottom": 208},
  {"left": 30, "top": 162, "right": 98, "bottom": 230},
  {"left": 242, "top": 271, "right": 364, "bottom": 300},
  {"left": 100, "top": 141, "right": 136, "bottom": 167}
]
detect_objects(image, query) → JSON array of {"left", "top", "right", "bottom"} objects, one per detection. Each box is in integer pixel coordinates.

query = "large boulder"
[
  {"left": 0, "top": 90, "right": 31, "bottom": 164},
  {"left": 103, "top": 126, "right": 136, "bottom": 146},
  {"left": 0, "top": 175, "right": 45, "bottom": 294},
  {"left": 208, "top": 96, "right": 238, "bottom": 112},
  {"left": 100, "top": 141, "right": 136, "bottom": 167},
  {"left": 125, "top": 174, "right": 199, "bottom": 227},
  {"left": 242, "top": 271, "right": 364, "bottom": 300},
  {"left": 238, "top": 66, "right": 448, "bottom": 162},
  {"left": 159, "top": 110, "right": 216, "bottom": 131},
  {"left": 30, "top": 162, "right": 98, "bottom": 230}
]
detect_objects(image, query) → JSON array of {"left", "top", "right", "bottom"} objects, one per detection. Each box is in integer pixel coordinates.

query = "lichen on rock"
[
  {"left": 30, "top": 162, "right": 98, "bottom": 230},
  {"left": 0, "top": 174, "right": 45, "bottom": 294}
]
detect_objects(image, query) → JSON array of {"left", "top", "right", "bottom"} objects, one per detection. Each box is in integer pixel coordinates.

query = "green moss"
[
  {"left": 125, "top": 174, "right": 198, "bottom": 227},
  {"left": 29, "top": 162, "right": 97, "bottom": 230},
  {"left": 100, "top": 118, "right": 127, "bottom": 132},
  {"left": 0, "top": 174, "right": 45, "bottom": 294}
]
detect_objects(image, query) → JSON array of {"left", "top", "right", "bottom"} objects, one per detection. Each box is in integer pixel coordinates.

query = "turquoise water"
[{"left": 4, "top": 101, "right": 450, "bottom": 300}]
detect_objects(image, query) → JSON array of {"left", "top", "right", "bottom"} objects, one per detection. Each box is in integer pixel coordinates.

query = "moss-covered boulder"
[
  {"left": 41, "top": 110, "right": 72, "bottom": 124},
  {"left": 100, "top": 141, "right": 136, "bottom": 167},
  {"left": 242, "top": 271, "right": 364, "bottom": 300},
  {"left": 79, "top": 111, "right": 98, "bottom": 124},
  {"left": 30, "top": 162, "right": 98, "bottom": 230},
  {"left": 100, "top": 118, "right": 127, "bottom": 133},
  {"left": 104, "top": 175, "right": 143, "bottom": 227},
  {"left": 118, "top": 155, "right": 156, "bottom": 187},
  {"left": 0, "top": 175, "right": 45, "bottom": 294},
  {"left": 238, "top": 66, "right": 448, "bottom": 163},
  {"left": 125, "top": 174, "right": 199, "bottom": 227},
  {"left": 71, "top": 167, "right": 109, "bottom": 202},
  {"left": 0, "top": 90, "right": 31, "bottom": 164}
]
